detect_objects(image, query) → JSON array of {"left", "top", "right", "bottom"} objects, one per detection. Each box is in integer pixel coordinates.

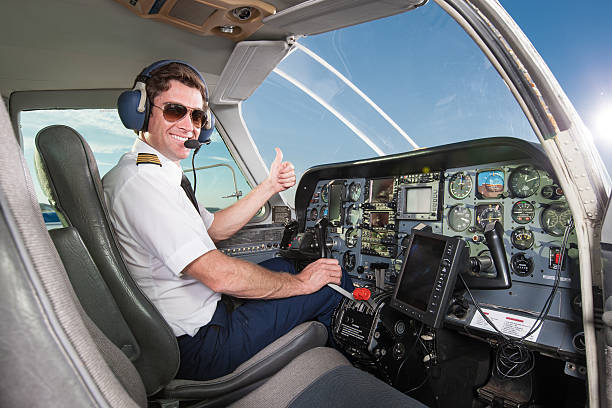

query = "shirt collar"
[{"left": 132, "top": 138, "right": 184, "bottom": 184}]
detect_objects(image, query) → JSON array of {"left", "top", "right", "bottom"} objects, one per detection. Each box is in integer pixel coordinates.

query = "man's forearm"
[
  {"left": 207, "top": 180, "right": 275, "bottom": 241},
  {"left": 184, "top": 249, "right": 306, "bottom": 299}
]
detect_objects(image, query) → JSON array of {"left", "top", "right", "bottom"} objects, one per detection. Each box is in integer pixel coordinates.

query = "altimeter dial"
[{"left": 448, "top": 205, "right": 471, "bottom": 232}]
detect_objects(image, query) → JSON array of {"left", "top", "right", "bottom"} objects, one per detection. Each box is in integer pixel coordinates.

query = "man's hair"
[{"left": 146, "top": 62, "right": 208, "bottom": 107}]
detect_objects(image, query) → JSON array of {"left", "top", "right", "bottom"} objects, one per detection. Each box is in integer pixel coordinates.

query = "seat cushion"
[
  {"left": 229, "top": 347, "right": 427, "bottom": 408},
  {"left": 162, "top": 320, "right": 328, "bottom": 401}
]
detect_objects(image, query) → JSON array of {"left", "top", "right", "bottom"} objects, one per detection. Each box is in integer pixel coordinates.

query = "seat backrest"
[
  {"left": 34, "top": 125, "right": 179, "bottom": 395},
  {"left": 0, "top": 102, "right": 145, "bottom": 407}
]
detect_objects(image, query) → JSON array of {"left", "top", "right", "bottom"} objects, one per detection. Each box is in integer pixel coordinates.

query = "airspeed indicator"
[
  {"left": 449, "top": 172, "right": 473, "bottom": 200},
  {"left": 509, "top": 165, "right": 540, "bottom": 198}
]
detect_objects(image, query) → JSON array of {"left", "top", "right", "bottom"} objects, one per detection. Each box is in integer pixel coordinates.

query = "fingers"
[
  {"left": 277, "top": 160, "right": 296, "bottom": 188},
  {"left": 314, "top": 258, "right": 340, "bottom": 266}
]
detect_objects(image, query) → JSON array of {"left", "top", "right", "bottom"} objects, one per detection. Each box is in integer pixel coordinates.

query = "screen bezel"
[
  {"left": 402, "top": 185, "right": 433, "bottom": 214},
  {"left": 368, "top": 178, "right": 394, "bottom": 203},
  {"left": 390, "top": 229, "right": 460, "bottom": 327}
]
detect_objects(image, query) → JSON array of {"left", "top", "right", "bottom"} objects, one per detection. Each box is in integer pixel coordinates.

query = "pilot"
[{"left": 102, "top": 60, "right": 353, "bottom": 381}]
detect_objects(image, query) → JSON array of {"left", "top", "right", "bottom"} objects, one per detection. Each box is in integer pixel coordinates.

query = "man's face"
[{"left": 144, "top": 79, "right": 203, "bottom": 164}]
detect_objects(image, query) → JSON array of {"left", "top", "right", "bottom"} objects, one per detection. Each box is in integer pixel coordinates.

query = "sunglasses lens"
[
  {"left": 163, "top": 104, "right": 187, "bottom": 122},
  {"left": 191, "top": 110, "right": 205, "bottom": 128},
  {"left": 162, "top": 103, "right": 205, "bottom": 128}
]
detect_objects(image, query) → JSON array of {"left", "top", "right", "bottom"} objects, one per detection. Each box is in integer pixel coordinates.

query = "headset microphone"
[{"left": 184, "top": 139, "right": 202, "bottom": 149}]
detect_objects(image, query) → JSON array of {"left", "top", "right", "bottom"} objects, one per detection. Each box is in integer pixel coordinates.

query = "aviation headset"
[{"left": 117, "top": 59, "right": 215, "bottom": 144}]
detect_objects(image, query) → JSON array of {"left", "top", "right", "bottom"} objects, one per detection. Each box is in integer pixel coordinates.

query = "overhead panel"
[
  {"left": 114, "top": 0, "right": 276, "bottom": 41},
  {"left": 263, "top": 0, "right": 427, "bottom": 36}
]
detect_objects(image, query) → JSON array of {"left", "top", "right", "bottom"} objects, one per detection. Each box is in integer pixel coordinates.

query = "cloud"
[
  {"left": 435, "top": 94, "right": 456, "bottom": 107},
  {"left": 205, "top": 156, "right": 232, "bottom": 162},
  {"left": 20, "top": 109, "right": 135, "bottom": 140},
  {"left": 87, "top": 141, "right": 132, "bottom": 154}
]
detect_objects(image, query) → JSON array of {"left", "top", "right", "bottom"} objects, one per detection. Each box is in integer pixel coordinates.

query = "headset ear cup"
[
  {"left": 198, "top": 111, "right": 215, "bottom": 144},
  {"left": 117, "top": 89, "right": 146, "bottom": 131}
]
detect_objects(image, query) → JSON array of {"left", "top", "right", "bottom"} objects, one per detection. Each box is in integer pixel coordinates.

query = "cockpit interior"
[
  {"left": 1, "top": 0, "right": 611, "bottom": 407},
  {"left": 218, "top": 136, "right": 587, "bottom": 406}
]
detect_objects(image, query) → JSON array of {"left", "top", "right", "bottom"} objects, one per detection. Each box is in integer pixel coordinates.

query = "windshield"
[{"left": 242, "top": 1, "right": 537, "bottom": 205}]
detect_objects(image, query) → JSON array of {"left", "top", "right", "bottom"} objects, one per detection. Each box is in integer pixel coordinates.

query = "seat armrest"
[{"left": 162, "top": 320, "right": 327, "bottom": 400}]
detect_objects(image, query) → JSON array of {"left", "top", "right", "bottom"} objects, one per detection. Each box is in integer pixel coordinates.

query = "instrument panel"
[
  {"left": 304, "top": 161, "right": 576, "bottom": 288},
  {"left": 298, "top": 138, "right": 582, "bottom": 359}
]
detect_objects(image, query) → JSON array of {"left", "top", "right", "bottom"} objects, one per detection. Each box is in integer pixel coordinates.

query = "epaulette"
[{"left": 136, "top": 153, "right": 162, "bottom": 166}]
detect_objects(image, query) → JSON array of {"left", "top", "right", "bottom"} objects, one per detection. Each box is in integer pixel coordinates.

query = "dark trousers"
[{"left": 176, "top": 257, "right": 354, "bottom": 381}]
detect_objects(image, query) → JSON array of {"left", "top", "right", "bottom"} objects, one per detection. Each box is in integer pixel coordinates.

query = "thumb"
[{"left": 272, "top": 147, "right": 283, "bottom": 167}]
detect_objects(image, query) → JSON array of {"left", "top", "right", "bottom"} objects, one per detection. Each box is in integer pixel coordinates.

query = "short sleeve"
[
  {"left": 199, "top": 206, "right": 214, "bottom": 229},
  {"left": 108, "top": 170, "right": 216, "bottom": 276}
]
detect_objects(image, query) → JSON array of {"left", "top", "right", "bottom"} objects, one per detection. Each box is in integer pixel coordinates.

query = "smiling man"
[{"left": 102, "top": 61, "right": 353, "bottom": 381}]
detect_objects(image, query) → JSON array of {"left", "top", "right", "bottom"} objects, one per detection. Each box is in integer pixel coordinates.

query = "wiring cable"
[
  {"left": 394, "top": 322, "right": 424, "bottom": 387},
  {"left": 191, "top": 149, "right": 198, "bottom": 195}
]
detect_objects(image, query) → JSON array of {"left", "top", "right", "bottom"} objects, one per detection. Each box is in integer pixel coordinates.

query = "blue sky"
[{"left": 499, "top": 0, "right": 612, "bottom": 175}]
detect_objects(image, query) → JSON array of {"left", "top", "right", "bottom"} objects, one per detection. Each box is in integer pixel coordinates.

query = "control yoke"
[{"left": 463, "top": 220, "right": 512, "bottom": 289}]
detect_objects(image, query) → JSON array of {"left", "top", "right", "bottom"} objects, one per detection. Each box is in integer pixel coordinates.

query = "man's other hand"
[
  {"left": 266, "top": 147, "right": 296, "bottom": 193},
  {"left": 296, "top": 258, "right": 342, "bottom": 294}
]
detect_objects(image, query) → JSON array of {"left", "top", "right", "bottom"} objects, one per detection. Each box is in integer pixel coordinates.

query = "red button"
[{"left": 353, "top": 288, "right": 371, "bottom": 301}]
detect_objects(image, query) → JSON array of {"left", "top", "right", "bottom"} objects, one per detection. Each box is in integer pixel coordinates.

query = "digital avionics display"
[
  {"left": 369, "top": 179, "right": 394, "bottom": 203},
  {"left": 390, "top": 230, "right": 463, "bottom": 328},
  {"left": 395, "top": 234, "right": 445, "bottom": 311},
  {"left": 328, "top": 182, "right": 345, "bottom": 225},
  {"left": 397, "top": 182, "right": 440, "bottom": 221},
  {"left": 405, "top": 187, "right": 432, "bottom": 213},
  {"left": 370, "top": 212, "right": 389, "bottom": 228}
]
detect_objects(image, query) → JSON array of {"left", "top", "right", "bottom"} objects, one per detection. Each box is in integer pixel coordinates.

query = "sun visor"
[
  {"left": 262, "top": 0, "right": 427, "bottom": 37},
  {"left": 211, "top": 40, "right": 291, "bottom": 105}
]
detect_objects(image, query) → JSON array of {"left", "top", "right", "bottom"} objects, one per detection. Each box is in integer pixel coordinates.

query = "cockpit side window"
[{"left": 19, "top": 109, "right": 253, "bottom": 229}]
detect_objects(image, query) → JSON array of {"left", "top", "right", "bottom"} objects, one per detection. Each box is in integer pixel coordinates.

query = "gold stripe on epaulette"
[{"left": 136, "top": 153, "right": 162, "bottom": 166}]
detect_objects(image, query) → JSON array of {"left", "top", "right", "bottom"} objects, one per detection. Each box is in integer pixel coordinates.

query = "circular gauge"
[
  {"left": 348, "top": 182, "right": 362, "bottom": 202},
  {"left": 511, "top": 253, "right": 534, "bottom": 277},
  {"left": 541, "top": 185, "right": 555, "bottom": 199},
  {"left": 511, "top": 228, "right": 534, "bottom": 250},
  {"left": 449, "top": 172, "right": 473, "bottom": 200},
  {"left": 448, "top": 205, "right": 471, "bottom": 232},
  {"left": 320, "top": 205, "right": 328, "bottom": 218},
  {"left": 309, "top": 207, "right": 318, "bottom": 221},
  {"left": 346, "top": 205, "right": 360, "bottom": 226},
  {"left": 511, "top": 200, "right": 535, "bottom": 224},
  {"left": 541, "top": 205, "right": 572, "bottom": 236},
  {"left": 343, "top": 251, "right": 356, "bottom": 271},
  {"left": 320, "top": 185, "right": 329, "bottom": 203},
  {"left": 509, "top": 165, "right": 540, "bottom": 198},
  {"left": 475, "top": 204, "right": 503, "bottom": 230},
  {"left": 345, "top": 228, "right": 359, "bottom": 248}
]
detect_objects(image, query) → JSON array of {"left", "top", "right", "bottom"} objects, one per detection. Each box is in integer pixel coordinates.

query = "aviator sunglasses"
[{"left": 152, "top": 103, "right": 207, "bottom": 128}]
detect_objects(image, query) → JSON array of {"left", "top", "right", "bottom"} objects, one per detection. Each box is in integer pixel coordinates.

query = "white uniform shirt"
[{"left": 102, "top": 139, "right": 221, "bottom": 336}]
